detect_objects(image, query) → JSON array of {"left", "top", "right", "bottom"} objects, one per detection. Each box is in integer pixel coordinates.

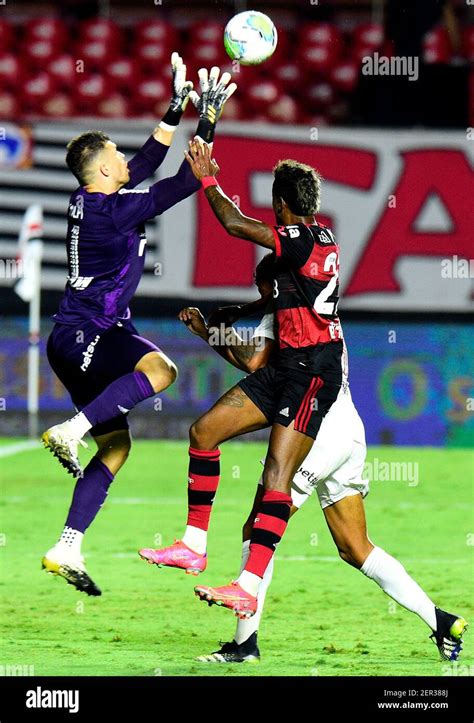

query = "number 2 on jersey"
[{"left": 313, "top": 251, "right": 339, "bottom": 315}]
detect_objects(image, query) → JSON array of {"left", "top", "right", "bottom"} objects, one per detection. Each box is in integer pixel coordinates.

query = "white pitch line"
[{"left": 0, "top": 441, "right": 39, "bottom": 458}]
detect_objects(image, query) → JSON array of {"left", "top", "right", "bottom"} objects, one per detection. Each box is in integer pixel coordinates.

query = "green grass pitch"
[{"left": 0, "top": 438, "right": 472, "bottom": 677}]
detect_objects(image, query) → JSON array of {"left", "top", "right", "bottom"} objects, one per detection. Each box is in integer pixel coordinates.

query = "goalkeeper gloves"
[
  {"left": 189, "top": 66, "right": 237, "bottom": 144},
  {"left": 160, "top": 52, "right": 193, "bottom": 129}
]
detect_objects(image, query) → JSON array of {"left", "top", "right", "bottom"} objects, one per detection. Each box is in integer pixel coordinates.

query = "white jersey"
[{"left": 253, "top": 311, "right": 368, "bottom": 509}]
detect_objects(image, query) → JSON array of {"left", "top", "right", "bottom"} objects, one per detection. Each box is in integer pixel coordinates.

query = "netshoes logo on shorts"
[{"left": 80, "top": 334, "right": 100, "bottom": 372}]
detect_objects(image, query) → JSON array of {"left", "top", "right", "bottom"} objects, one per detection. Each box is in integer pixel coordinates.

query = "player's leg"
[
  {"left": 230, "top": 422, "right": 313, "bottom": 603},
  {"left": 197, "top": 479, "right": 303, "bottom": 663},
  {"left": 42, "top": 425, "right": 131, "bottom": 596},
  {"left": 196, "top": 485, "right": 265, "bottom": 663},
  {"left": 139, "top": 383, "right": 269, "bottom": 571},
  {"left": 43, "top": 325, "right": 174, "bottom": 477},
  {"left": 194, "top": 372, "right": 336, "bottom": 614},
  {"left": 195, "top": 422, "right": 314, "bottom": 615},
  {"left": 324, "top": 493, "right": 468, "bottom": 660},
  {"left": 180, "top": 385, "right": 269, "bottom": 554}
]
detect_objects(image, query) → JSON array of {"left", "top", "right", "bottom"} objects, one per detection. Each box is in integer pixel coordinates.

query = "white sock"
[
  {"left": 182, "top": 525, "right": 207, "bottom": 555},
  {"left": 237, "top": 569, "right": 261, "bottom": 597},
  {"left": 64, "top": 412, "right": 91, "bottom": 439},
  {"left": 234, "top": 540, "right": 274, "bottom": 645},
  {"left": 58, "top": 526, "right": 83, "bottom": 556},
  {"left": 361, "top": 546, "right": 437, "bottom": 630}
]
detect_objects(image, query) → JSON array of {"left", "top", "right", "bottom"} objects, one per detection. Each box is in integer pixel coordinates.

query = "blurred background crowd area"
[{"left": 0, "top": 0, "right": 472, "bottom": 126}]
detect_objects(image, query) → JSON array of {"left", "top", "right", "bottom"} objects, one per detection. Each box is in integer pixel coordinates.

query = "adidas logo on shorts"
[{"left": 279, "top": 407, "right": 290, "bottom": 417}]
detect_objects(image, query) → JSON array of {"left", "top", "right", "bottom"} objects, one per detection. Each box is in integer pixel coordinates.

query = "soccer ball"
[{"left": 224, "top": 11, "right": 278, "bottom": 66}]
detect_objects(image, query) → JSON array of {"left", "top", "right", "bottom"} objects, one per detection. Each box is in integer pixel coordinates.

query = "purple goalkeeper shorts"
[{"left": 47, "top": 320, "right": 161, "bottom": 437}]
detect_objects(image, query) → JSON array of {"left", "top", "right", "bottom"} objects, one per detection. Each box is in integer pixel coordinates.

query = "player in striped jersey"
[
  {"left": 140, "top": 143, "right": 467, "bottom": 659},
  {"left": 174, "top": 259, "right": 467, "bottom": 664}
]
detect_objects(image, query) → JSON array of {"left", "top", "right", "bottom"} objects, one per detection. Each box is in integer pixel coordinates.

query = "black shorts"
[
  {"left": 239, "top": 343, "right": 343, "bottom": 440},
  {"left": 47, "top": 320, "right": 161, "bottom": 437}
]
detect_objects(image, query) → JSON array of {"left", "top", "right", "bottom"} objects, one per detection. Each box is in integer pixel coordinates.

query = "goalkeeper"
[{"left": 41, "top": 55, "right": 236, "bottom": 596}]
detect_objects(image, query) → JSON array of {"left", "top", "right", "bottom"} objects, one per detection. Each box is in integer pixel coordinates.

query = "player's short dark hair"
[
  {"left": 254, "top": 252, "right": 276, "bottom": 286},
  {"left": 66, "top": 130, "right": 110, "bottom": 185},
  {"left": 272, "top": 159, "right": 322, "bottom": 215}
]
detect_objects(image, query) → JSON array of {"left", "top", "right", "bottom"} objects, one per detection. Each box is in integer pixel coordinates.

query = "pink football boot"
[
  {"left": 194, "top": 581, "right": 257, "bottom": 618},
  {"left": 139, "top": 540, "right": 207, "bottom": 575}
]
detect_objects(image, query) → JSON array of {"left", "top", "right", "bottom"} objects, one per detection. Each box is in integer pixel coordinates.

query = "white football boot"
[
  {"left": 42, "top": 422, "right": 88, "bottom": 478},
  {"left": 41, "top": 543, "right": 101, "bottom": 596}
]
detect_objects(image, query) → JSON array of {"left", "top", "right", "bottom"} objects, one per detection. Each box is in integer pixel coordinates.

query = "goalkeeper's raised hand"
[
  {"left": 160, "top": 52, "right": 194, "bottom": 130},
  {"left": 189, "top": 66, "right": 237, "bottom": 144}
]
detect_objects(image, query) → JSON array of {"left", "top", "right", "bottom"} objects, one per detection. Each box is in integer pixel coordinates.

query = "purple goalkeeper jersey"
[{"left": 54, "top": 134, "right": 200, "bottom": 330}]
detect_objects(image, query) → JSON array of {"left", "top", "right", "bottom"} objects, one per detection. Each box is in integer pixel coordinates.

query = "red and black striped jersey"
[{"left": 272, "top": 221, "right": 343, "bottom": 350}]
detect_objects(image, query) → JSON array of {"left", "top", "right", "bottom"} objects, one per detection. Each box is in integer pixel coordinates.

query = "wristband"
[
  {"left": 159, "top": 120, "right": 178, "bottom": 133},
  {"left": 202, "top": 177, "right": 218, "bottom": 189},
  {"left": 195, "top": 117, "right": 215, "bottom": 144},
  {"left": 161, "top": 105, "right": 183, "bottom": 128}
]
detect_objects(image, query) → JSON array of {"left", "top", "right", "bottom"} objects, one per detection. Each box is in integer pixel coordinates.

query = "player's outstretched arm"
[
  {"left": 189, "top": 66, "right": 237, "bottom": 144},
  {"left": 153, "top": 51, "right": 194, "bottom": 145},
  {"left": 185, "top": 141, "right": 276, "bottom": 249},
  {"left": 126, "top": 53, "right": 193, "bottom": 189}
]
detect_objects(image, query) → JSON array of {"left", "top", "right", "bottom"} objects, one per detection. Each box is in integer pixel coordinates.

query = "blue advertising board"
[{"left": 0, "top": 317, "right": 472, "bottom": 447}]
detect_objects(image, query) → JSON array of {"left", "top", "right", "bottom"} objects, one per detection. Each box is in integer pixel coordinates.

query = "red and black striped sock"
[
  {"left": 244, "top": 490, "right": 292, "bottom": 578},
  {"left": 186, "top": 447, "right": 220, "bottom": 531}
]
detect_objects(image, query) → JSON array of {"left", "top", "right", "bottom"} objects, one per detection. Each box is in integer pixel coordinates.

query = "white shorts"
[{"left": 258, "top": 388, "right": 369, "bottom": 510}]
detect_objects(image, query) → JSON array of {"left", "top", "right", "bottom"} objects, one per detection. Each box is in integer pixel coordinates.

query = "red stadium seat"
[
  {"left": 48, "top": 54, "right": 77, "bottom": 89},
  {"left": 0, "top": 53, "right": 23, "bottom": 90},
  {"left": 216, "top": 95, "right": 242, "bottom": 120},
  {"left": 188, "top": 43, "right": 227, "bottom": 70},
  {"left": 301, "top": 22, "right": 342, "bottom": 52},
  {"left": 330, "top": 61, "right": 359, "bottom": 94},
  {"left": 352, "top": 45, "right": 379, "bottom": 65},
  {"left": 106, "top": 57, "right": 140, "bottom": 91},
  {"left": 267, "top": 94, "right": 301, "bottom": 124},
  {"left": 25, "top": 17, "right": 67, "bottom": 46},
  {"left": 306, "top": 81, "right": 334, "bottom": 111},
  {"left": 273, "top": 61, "right": 305, "bottom": 92},
  {"left": 77, "top": 40, "right": 119, "bottom": 70},
  {"left": 76, "top": 74, "right": 107, "bottom": 114},
  {"left": 24, "top": 39, "right": 61, "bottom": 67},
  {"left": 22, "top": 72, "right": 57, "bottom": 112},
  {"left": 97, "top": 93, "right": 131, "bottom": 118},
  {"left": 245, "top": 79, "right": 282, "bottom": 114},
  {"left": 133, "top": 78, "right": 168, "bottom": 113},
  {"left": 423, "top": 27, "right": 451, "bottom": 64},
  {"left": 0, "top": 91, "right": 18, "bottom": 120},
  {"left": 135, "top": 19, "right": 176, "bottom": 47},
  {"left": 298, "top": 44, "right": 339, "bottom": 76},
  {"left": 353, "top": 23, "right": 384, "bottom": 51},
  {"left": 80, "top": 18, "right": 122, "bottom": 49},
  {"left": 0, "top": 19, "right": 14, "bottom": 51},
  {"left": 135, "top": 42, "right": 171, "bottom": 75},
  {"left": 188, "top": 21, "right": 225, "bottom": 46},
  {"left": 42, "top": 92, "right": 76, "bottom": 117}
]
